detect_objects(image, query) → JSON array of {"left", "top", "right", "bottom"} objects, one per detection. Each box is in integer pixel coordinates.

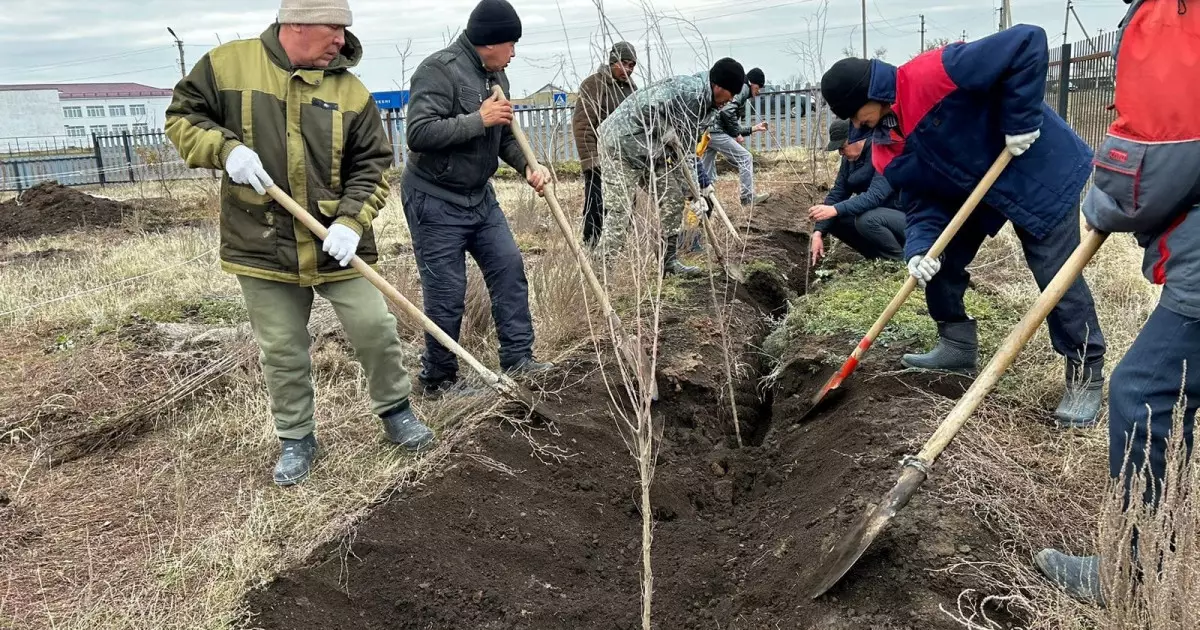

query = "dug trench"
[{"left": 245, "top": 189, "right": 1009, "bottom": 629}]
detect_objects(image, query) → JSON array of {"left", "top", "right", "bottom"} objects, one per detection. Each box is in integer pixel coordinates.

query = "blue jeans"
[
  {"left": 401, "top": 181, "right": 535, "bottom": 385},
  {"left": 1109, "top": 304, "right": 1200, "bottom": 508}
]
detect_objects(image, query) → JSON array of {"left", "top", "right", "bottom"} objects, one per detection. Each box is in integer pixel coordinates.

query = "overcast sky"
[{"left": 0, "top": 0, "right": 1130, "bottom": 98}]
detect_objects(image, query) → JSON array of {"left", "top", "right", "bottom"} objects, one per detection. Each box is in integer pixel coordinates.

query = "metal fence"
[
  {"left": 1046, "top": 31, "right": 1118, "bottom": 151},
  {"left": 2, "top": 89, "right": 831, "bottom": 192},
  {"left": 382, "top": 88, "right": 830, "bottom": 166},
  {"left": 0, "top": 130, "right": 211, "bottom": 193}
]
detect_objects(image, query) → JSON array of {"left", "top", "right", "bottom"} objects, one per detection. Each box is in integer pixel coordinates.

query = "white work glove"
[
  {"left": 1005, "top": 129, "right": 1040, "bottom": 157},
  {"left": 691, "top": 198, "right": 709, "bottom": 217},
  {"left": 323, "top": 223, "right": 360, "bottom": 267},
  {"left": 224, "top": 144, "right": 274, "bottom": 194},
  {"left": 907, "top": 254, "right": 941, "bottom": 288}
]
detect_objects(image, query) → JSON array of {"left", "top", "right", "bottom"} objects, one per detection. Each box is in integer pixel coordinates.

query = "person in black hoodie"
[
  {"left": 402, "top": 0, "right": 553, "bottom": 396},
  {"left": 809, "top": 118, "right": 905, "bottom": 265}
]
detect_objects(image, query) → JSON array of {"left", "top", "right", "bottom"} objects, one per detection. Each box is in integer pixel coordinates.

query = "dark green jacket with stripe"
[{"left": 165, "top": 25, "right": 392, "bottom": 286}]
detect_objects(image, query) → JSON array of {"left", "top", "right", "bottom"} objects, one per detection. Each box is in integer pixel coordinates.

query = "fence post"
[
  {"left": 122, "top": 132, "right": 135, "bottom": 182},
  {"left": 92, "top": 134, "right": 107, "bottom": 188},
  {"left": 10, "top": 161, "right": 23, "bottom": 195},
  {"left": 1057, "top": 42, "right": 1072, "bottom": 119}
]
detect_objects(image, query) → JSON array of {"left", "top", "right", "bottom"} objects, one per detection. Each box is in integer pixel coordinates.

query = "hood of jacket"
[{"left": 260, "top": 23, "right": 364, "bottom": 73}]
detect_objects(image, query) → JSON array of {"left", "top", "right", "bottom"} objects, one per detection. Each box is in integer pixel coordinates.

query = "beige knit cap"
[{"left": 278, "top": 0, "right": 353, "bottom": 26}]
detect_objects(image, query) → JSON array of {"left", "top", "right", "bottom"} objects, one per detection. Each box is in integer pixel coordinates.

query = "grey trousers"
[{"left": 700, "top": 132, "right": 755, "bottom": 203}]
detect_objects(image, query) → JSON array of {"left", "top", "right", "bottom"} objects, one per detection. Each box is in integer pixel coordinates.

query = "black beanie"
[
  {"left": 466, "top": 0, "right": 522, "bottom": 46},
  {"left": 820, "top": 57, "right": 873, "bottom": 120},
  {"left": 709, "top": 58, "right": 745, "bottom": 96},
  {"left": 746, "top": 67, "right": 765, "bottom": 87}
]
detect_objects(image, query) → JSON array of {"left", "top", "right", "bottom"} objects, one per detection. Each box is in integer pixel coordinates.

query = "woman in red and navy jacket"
[{"left": 820, "top": 24, "right": 1107, "bottom": 429}]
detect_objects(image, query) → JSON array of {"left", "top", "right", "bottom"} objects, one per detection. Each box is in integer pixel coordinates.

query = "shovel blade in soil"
[{"left": 807, "top": 464, "right": 928, "bottom": 599}]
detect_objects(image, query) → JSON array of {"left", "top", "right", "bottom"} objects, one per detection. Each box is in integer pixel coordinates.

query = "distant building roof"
[{"left": 0, "top": 82, "right": 173, "bottom": 99}]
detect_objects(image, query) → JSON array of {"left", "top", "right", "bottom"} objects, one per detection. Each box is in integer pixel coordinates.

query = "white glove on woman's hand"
[
  {"left": 907, "top": 254, "right": 942, "bottom": 288},
  {"left": 323, "top": 223, "right": 360, "bottom": 267},
  {"left": 691, "top": 198, "right": 710, "bottom": 217},
  {"left": 1005, "top": 129, "right": 1040, "bottom": 157},
  {"left": 224, "top": 145, "right": 274, "bottom": 194}
]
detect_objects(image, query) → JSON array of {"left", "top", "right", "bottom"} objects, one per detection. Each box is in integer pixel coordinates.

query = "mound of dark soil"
[
  {"left": 0, "top": 182, "right": 132, "bottom": 240},
  {"left": 243, "top": 188, "right": 1003, "bottom": 629}
]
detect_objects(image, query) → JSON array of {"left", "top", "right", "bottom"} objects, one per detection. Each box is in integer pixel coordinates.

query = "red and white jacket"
[{"left": 1083, "top": 0, "right": 1200, "bottom": 319}]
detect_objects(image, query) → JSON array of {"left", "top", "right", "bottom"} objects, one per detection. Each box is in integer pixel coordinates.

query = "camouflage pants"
[{"left": 597, "top": 143, "right": 689, "bottom": 261}]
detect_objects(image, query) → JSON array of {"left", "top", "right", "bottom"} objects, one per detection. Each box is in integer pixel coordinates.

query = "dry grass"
[{"left": 0, "top": 173, "right": 611, "bottom": 629}]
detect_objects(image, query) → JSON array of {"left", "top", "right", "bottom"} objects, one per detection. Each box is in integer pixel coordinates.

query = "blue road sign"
[
  {"left": 373, "top": 90, "right": 410, "bottom": 110},
  {"left": 552, "top": 91, "right": 568, "bottom": 107}
]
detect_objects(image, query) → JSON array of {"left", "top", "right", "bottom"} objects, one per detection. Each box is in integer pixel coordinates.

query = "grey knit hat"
[
  {"left": 278, "top": 0, "right": 353, "bottom": 26},
  {"left": 609, "top": 41, "right": 637, "bottom": 64}
]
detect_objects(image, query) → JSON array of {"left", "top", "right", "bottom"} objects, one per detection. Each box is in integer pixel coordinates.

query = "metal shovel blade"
[{"left": 806, "top": 464, "right": 928, "bottom": 599}]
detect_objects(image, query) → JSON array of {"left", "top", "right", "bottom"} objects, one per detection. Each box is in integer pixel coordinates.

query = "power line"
[
  {"left": 56, "top": 65, "right": 177, "bottom": 83},
  {"left": 0, "top": 46, "right": 170, "bottom": 74}
]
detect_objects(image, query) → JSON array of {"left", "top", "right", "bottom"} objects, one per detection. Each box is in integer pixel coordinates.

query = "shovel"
[
  {"left": 691, "top": 133, "right": 742, "bottom": 243},
  {"left": 801, "top": 150, "right": 1013, "bottom": 420},
  {"left": 806, "top": 227, "right": 1109, "bottom": 599},
  {"left": 489, "top": 85, "right": 660, "bottom": 401},
  {"left": 668, "top": 142, "right": 745, "bottom": 282},
  {"left": 265, "top": 185, "right": 560, "bottom": 424}
]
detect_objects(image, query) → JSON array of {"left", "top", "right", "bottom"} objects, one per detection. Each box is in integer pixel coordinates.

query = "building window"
[
  {"left": 130, "top": 104, "right": 147, "bottom": 116},
  {"left": 65, "top": 125, "right": 87, "bottom": 137},
  {"left": 89, "top": 125, "right": 108, "bottom": 136},
  {"left": 86, "top": 106, "right": 106, "bottom": 117},
  {"left": 109, "top": 105, "right": 126, "bottom": 117},
  {"left": 63, "top": 106, "right": 82, "bottom": 118},
  {"left": 132, "top": 123, "right": 149, "bottom": 133},
  {"left": 112, "top": 124, "right": 130, "bottom": 134}
]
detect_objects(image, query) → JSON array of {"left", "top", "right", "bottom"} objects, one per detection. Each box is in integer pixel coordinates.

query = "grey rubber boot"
[
  {"left": 1054, "top": 359, "right": 1104, "bottom": 429},
  {"left": 1034, "top": 549, "right": 1105, "bottom": 606},
  {"left": 901, "top": 320, "right": 979, "bottom": 374},
  {"left": 273, "top": 433, "right": 318, "bottom": 487},
  {"left": 663, "top": 237, "right": 701, "bottom": 276},
  {"left": 506, "top": 357, "right": 555, "bottom": 376},
  {"left": 380, "top": 402, "right": 435, "bottom": 452},
  {"left": 742, "top": 192, "right": 772, "bottom": 206}
]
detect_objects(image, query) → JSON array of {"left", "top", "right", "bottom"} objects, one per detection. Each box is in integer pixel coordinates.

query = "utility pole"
[
  {"left": 920, "top": 14, "right": 925, "bottom": 51},
  {"left": 167, "top": 27, "right": 185, "bottom": 78},
  {"left": 1070, "top": 2, "right": 1099, "bottom": 51},
  {"left": 861, "top": 0, "right": 868, "bottom": 57},
  {"left": 1063, "top": 0, "right": 1072, "bottom": 45},
  {"left": 961, "top": 29, "right": 967, "bottom": 41}
]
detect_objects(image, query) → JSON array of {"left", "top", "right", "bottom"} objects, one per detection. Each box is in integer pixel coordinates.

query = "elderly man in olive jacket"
[
  {"left": 402, "top": 0, "right": 553, "bottom": 397},
  {"left": 572, "top": 41, "right": 637, "bottom": 247},
  {"left": 165, "top": 0, "right": 434, "bottom": 487}
]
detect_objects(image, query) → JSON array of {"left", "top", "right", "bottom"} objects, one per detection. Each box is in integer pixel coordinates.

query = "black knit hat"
[
  {"left": 821, "top": 57, "right": 873, "bottom": 120},
  {"left": 466, "top": 0, "right": 522, "bottom": 46},
  {"left": 746, "top": 67, "right": 765, "bottom": 87},
  {"left": 709, "top": 58, "right": 745, "bottom": 96}
]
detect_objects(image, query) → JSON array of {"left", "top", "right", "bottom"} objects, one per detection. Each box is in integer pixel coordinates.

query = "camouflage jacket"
[
  {"left": 165, "top": 25, "right": 391, "bottom": 286},
  {"left": 598, "top": 72, "right": 716, "bottom": 168}
]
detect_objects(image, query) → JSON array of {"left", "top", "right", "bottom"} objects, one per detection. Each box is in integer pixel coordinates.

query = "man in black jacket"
[
  {"left": 809, "top": 118, "right": 905, "bottom": 265},
  {"left": 699, "top": 67, "right": 770, "bottom": 206},
  {"left": 403, "top": 0, "right": 552, "bottom": 396}
]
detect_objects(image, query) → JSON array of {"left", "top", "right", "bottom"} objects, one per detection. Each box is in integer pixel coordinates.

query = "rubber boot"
[
  {"left": 744, "top": 192, "right": 771, "bottom": 206},
  {"left": 274, "top": 433, "right": 318, "bottom": 487},
  {"left": 1034, "top": 549, "right": 1105, "bottom": 606},
  {"left": 380, "top": 401, "right": 435, "bottom": 452},
  {"left": 506, "top": 356, "right": 555, "bottom": 376},
  {"left": 1054, "top": 359, "right": 1105, "bottom": 429},
  {"left": 901, "top": 320, "right": 978, "bottom": 374},
  {"left": 663, "top": 237, "right": 701, "bottom": 277}
]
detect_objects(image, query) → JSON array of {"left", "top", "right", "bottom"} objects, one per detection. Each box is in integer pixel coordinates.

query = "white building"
[{"left": 0, "top": 82, "right": 174, "bottom": 148}]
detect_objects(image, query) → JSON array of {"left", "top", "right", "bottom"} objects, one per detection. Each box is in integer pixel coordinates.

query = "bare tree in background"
[{"left": 786, "top": 0, "right": 832, "bottom": 175}]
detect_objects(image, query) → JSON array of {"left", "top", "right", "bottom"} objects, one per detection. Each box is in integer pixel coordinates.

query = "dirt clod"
[{"left": 0, "top": 182, "right": 132, "bottom": 240}]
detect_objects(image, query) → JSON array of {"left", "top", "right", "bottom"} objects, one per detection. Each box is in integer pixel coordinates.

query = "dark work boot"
[
  {"left": 1054, "top": 359, "right": 1105, "bottom": 429},
  {"left": 1034, "top": 549, "right": 1105, "bottom": 606},
  {"left": 663, "top": 237, "right": 701, "bottom": 277},
  {"left": 420, "top": 378, "right": 486, "bottom": 400},
  {"left": 901, "top": 320, "right": 978, "bottom": 374},
  {"left": 506, "top": 356, "right": 555, "bottom": 376},
  {"left": 273, "top": 433, "right": 318, "bottom": 487},
  {"left": 380, "top": 401, "right": 435, "bottom": 452}
]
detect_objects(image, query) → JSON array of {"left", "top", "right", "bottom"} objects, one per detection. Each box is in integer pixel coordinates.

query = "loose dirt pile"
[
  {"left": 0, "top": 181, "right": 134, "bottom": 240},
  {"left": 243, "top": 188, "right": 1005, "bottom": 629}
]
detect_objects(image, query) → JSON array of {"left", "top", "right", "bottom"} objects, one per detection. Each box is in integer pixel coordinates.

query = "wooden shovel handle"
[
  {"left": 490, "top": 85, "right": 618, "bottom": 318},
  {"left": 916, "top": 228, "right": 1108, "bottom": 463},
  {"left": 265, "top": 185, "right": 504, "bottom": 388}
]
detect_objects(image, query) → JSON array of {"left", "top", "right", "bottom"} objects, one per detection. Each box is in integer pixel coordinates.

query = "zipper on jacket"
[{"left": 1180, "top": 0, "right": 1187, "bottom": 15}]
